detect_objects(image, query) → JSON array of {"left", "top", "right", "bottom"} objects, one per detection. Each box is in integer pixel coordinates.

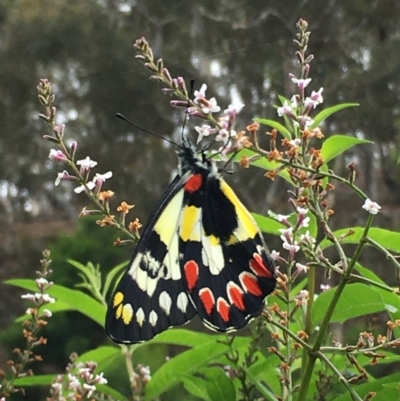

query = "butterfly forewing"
[{"left": 106, "top": 177, "right": 196, "bottom": 343}]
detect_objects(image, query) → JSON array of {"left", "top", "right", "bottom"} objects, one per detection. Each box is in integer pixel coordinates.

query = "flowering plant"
[{"left": 3, "top": 18, "right": 400, "bottom": 401}]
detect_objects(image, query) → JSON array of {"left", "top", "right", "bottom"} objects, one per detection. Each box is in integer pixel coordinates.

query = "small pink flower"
[
  {"left": 296, "top": 263, "right": 309, "bottom": 274},
  {"left": 290, "top": 74, "right": 312, "bottom": 90},
  {"left": 271, "top": 250, "right": 281, "bottom": 261},
  {"left": 49, "top": 149, "right": 68, "bottom": 162},
  {"left": 277, "top": 101, "right": 293, "bottom": 117},
  {"left": 55, "top": 170, "right": 71, "bottom": 186}
]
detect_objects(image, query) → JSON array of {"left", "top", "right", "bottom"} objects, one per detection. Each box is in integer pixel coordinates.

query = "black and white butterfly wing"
[{"left": 106, "top": 175, "right": 196, "bottom": 343}]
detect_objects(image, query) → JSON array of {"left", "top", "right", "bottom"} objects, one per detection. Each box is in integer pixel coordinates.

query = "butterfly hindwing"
[
  {"left": 179, "top": 173, "right": 276, "bottom": 332},
  {"left": 106, "top": 176, "right": 196, "bottom": 343}
]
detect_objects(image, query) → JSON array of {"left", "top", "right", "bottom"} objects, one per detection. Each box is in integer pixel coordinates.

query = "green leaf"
[
  {"left": 246, "top": 357, "right": 281, "bottom": 399},
  {"left": 96, "top": 384, "right": 130, "bottom": 401},
  {"left": 312, "top": 283, "right": 386, "bottom": 325},
  {"left": 77, "top": 345, "right": 121, "bottom": 372},
  {"left": 255, "top": 118, "right": 291, "bottom": 139},
  {"left": 144, "top": 338, "right": 249, "bottom": 400},
  {"left": 311, "top": 103, "right": 359, "bottom": 128},
  {"left": 319, "top": 227, "right": 400, "bottom": 254},
  {"left": 6, "top": 279, "right": 106, "bottom": 326},
  {"left": 182, "top": 375, "right": 212, "bottom": 401},
  {"left": 321, "top": 135, "right": 373, "bottom": 163},
  {"left": 14, "top": 374, "right": 56, "bottom": 386},
  {"left": 205, "top": 367, "right": 236, "bottom": 401},
  {"left": 103, "top": 261, "right": 128, "bottom": 296},
  {"left": 253, "top": 213, "right": 284, "bottom": 236}
]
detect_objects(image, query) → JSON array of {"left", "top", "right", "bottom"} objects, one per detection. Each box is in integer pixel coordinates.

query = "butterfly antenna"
[{"left": 116, "top": 113, "right": 178, "bottom": 147}]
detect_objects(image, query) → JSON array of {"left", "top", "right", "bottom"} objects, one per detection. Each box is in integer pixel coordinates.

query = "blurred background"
[{"left": 1, "top": 0, "right": 400, "bottom": 397}]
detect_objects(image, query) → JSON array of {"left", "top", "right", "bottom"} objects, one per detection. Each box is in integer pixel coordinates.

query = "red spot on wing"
[
  {"left": 184, "top": 260, "right": 199, "bottom": 291},
  {"left": 227, "top": 282, "right": 245, "bottom": 310},
  {"left": 217, "top": 297, "right": 230, "bottom": 322},
  {"left": 199, "top": 288, "right": 215, "bottom": 315},
  {"left": 249, "top": 253, "right": 272, "bottom": 278},
  {"left": 184, "top": 174, "right": 203, "bottom": 193},
  {"left": 240, "top": 272, "right": 263, "bottom": 297}
]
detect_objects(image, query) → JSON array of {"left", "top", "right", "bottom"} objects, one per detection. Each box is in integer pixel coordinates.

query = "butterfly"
[{"left": 105, "top": 131, "right": 276, "bottom": 343}]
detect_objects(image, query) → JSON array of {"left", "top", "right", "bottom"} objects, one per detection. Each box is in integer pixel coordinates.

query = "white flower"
[
  {"left": 271, "top": 250, "right": 281, "bottom": 261},
  {"left": 37, "top": 293, "right": 56, "bottom": 303},
  {"left": 194, "top": 124, "right": 212, "bottom": 143},
  {"left": 296, "top": 263, "right": 309, "bottom": 273},
  {"left": 289, "top": 138, "right": 302, "bottom": 147},
  {"left": 305, "top": 88, "right": 324, "bottom": 109},
  {"left": 94, "top": 372, "right": 108, "bottom": 385},
  {"left": 282, "top": 241, "right": 300, "bottom": 254},
  {"left": 276, "top": 214, "right": 290, "bottom": 222},
  {"left": 42, "top": 309, "right": 52, "bottom": 317},
  {"left": 215, "top": 128, "right": 231, "bottom": 145},
  {"left": 36, "top": 277, "right": 49, "bottom": 286},
  {"left": 277, "top": 100, "right": 293, "bottom": 117},
  {"left": 67, "top": 374, "right": 81, "bottom": 391},
  {"left": 94, "top": 171, "right": 113, "bottom": 183},
  {"left": 297, "top": 289, "right": 309, "bottom": 299},
  {"left": 193, "top": 84, "right": 207, "bottom": 103},
  {"left": 55, "top": 170, "right": 70, "bottom": 186},
  {"left": 77, "top": 156, "right": 97, "bottom": 170},
  {"left": 320, "top": 284, "right": 331, "bottom": 292},
  {"left": 83, "top": 383, "right": 96, "bottom": 398},
  {"left": 224, "top": 103, "right": 244, "bottom": 115},
  {"left": 290, "top": 75, "right": 312, "bottom": 90},
  {"left": 74, "top": 181, "right": 96, "bottom": 194},
  {"left": 279, "top": 227, "right": 293, "bottom": 243},
  {"left": 21, "top": 293, "right": 35, "bottom": 301},
  {"left": 362, "top": 198, "right": 381, "bottom": 215},
  {"left": 201, "top": 97, "right": 221, "bottom": 114},
  {"left": 299, "top": 230, "right": 316, "bottom": 244}
]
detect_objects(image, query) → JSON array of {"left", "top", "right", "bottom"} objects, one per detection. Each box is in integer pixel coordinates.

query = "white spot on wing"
[
  {"left": 149, "top": 310, "right": 158, "bottom": 327},
  {"left": 122, "top": 303, "right": 133, "bottom": 325},
  {"left": 202, "top": 231, "right": 224, "bottom": 275},
  {"left": 163, "top": 233, "right": 181, "bottom": 281},
  {"left": 159, "top": 291, "right": 172, "bottom": 315},
  {"left": 136, "top": 307, "right": 145, "bottom": 326},
  {"left": 177, "top": 292, "right": 189, "bottom": 313}
]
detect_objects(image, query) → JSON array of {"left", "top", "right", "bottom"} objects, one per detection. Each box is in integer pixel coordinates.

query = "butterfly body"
[{"left": 106, "top": 140, "right": 276, "bottom": 343}]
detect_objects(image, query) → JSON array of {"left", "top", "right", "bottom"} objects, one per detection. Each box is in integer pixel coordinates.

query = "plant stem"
[{"left": 295, "top": 214, "right": 374, "bottom": 401}]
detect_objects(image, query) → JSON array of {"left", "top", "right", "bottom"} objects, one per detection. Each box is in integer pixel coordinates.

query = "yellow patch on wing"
[
  {"left": 113, "top": 291, "right": 124, "bottom": 307},
  {"left": 154, "top": 189, "right": 184, "bottom": 245},
  {"left": 220, "top": 180, "right": 258, "bottom": 241},
  {"left": 180, "top": 205, "right": 201, "bottom": 242}
]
